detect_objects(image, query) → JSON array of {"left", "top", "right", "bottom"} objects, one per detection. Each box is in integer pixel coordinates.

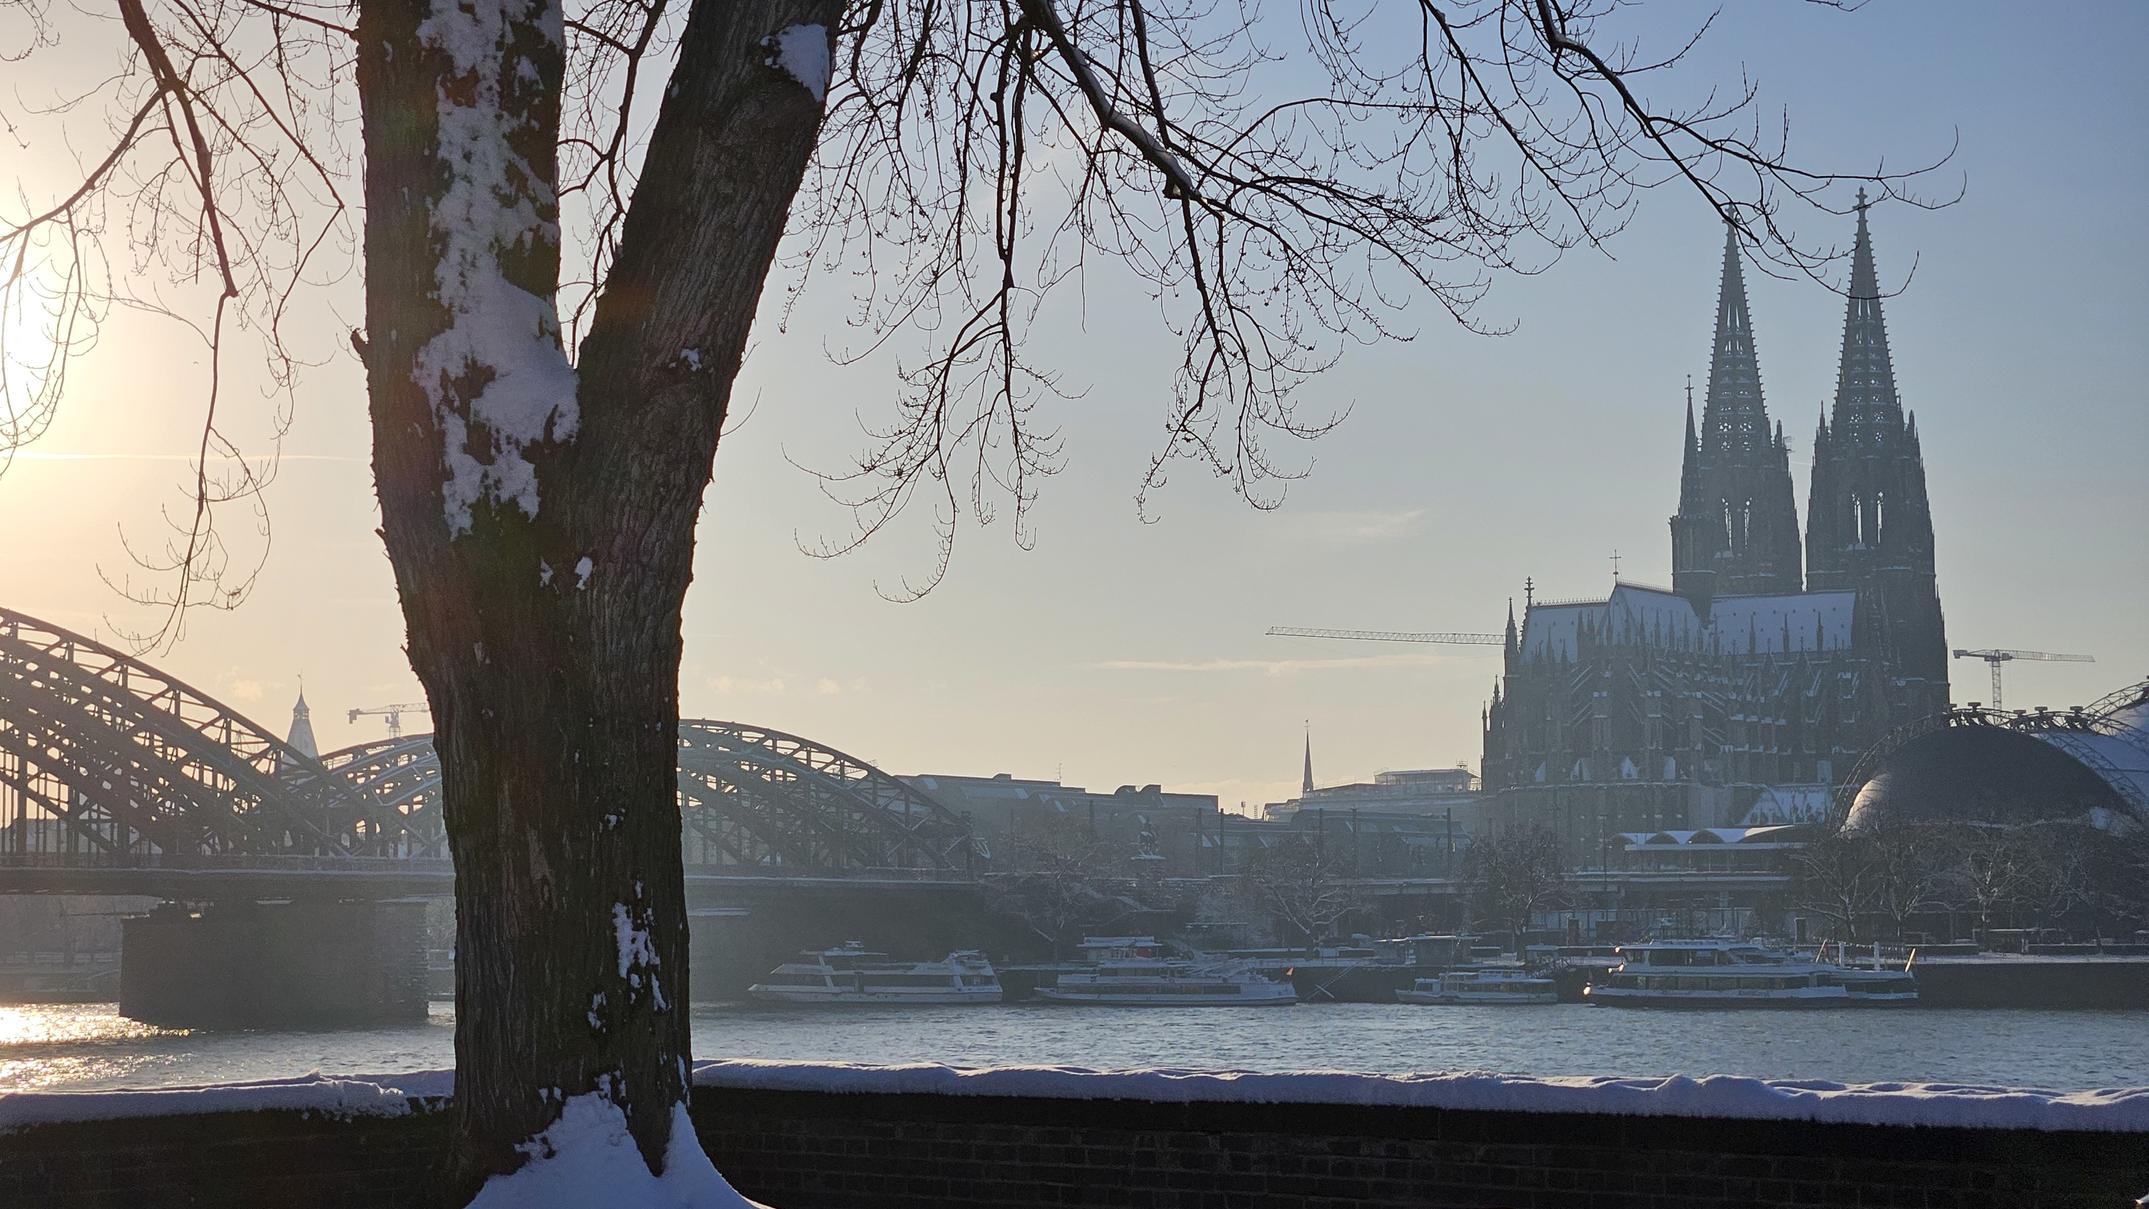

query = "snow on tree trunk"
[{"left": 353, "top": 0, "right": 841, "bottom": 1198}]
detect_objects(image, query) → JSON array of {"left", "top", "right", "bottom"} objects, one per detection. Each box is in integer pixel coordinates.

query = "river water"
[{"left": 4, "top": 1001, "right": 2142, "bottom": 1094}]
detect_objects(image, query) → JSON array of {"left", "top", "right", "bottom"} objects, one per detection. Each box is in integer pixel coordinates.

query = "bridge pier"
[{"left": 120, "top": 900, "right": 428, "bottom": 1028}]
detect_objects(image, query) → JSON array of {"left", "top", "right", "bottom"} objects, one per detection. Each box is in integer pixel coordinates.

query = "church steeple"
[
  {"left": 1671, "top": 224, "right": 1803, "bottom": 604},
  {"left": 280, "top": 685, "right": 319, "bottom": 767},
  {"left": 1805, "top": 195, "right": 1948, "bottom": 712},
  {"left": 1301, "top": 725, "right": 1315, "bottom": 797}
]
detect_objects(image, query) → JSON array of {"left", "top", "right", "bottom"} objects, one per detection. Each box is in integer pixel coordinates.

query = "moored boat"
[
  {"left": 1583, "top": 939, "right": 1917, "bottom": 1008},
  {"left": 1395, "top": 967, "right": 1558, "bottom": 1005},
  {"left": 1037, "top": 936, "right": 1298, "bottom": 1006},
  {"left": 747, "top": 942, "right": 1003, "bottom": 1006}
]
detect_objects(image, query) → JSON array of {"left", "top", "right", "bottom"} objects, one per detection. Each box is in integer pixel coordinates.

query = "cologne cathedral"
[{"left": 1481, "top": 201, "right": 1949, "bottom": 836}]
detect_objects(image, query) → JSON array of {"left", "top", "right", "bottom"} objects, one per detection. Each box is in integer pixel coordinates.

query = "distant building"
[
  {"left": 1260, "top": 734, "right": 1483, "bottom": 876},
  {"left": 1267, "top": 767, "right": 1478, "bottom": 822},
  {"left": 1482, "top": 204, "right": 1949, "bottom": 854},
  {"left": 903, "top": 772, "right": 1225, "bottom": 878}
]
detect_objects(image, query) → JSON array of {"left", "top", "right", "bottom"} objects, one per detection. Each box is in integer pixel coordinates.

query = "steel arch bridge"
[
  {"left": 1, "top": 606, "right": 973, "bottom": 878},
  {"left": 318, "top": 721, "right": 976, "bottom": 874},
  {"left": 0, "top": 607, "right": 386, "bottom": 860}
]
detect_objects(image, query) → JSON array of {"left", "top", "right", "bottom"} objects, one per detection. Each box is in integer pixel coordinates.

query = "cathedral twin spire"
[
  {"left": 1805, "top": 192, "right": 1949, "bottom": 695},
  {"left": 1806, "top": 191, "right": 1935, "bottom": 586},
  {"left": 1670, "top": 224, "right": 1802, "bottom": 602},
  {"left": 1665, "top": 200, "right": 1946, "bottom": 697}
]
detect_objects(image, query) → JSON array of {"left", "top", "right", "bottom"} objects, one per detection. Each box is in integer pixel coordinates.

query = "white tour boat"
[
  {"left": 746, "top": 942, "right": 1003, "bottom": 1006},
  {"left": 1037, "top": 936, "right": 1298, "bottom": 1006},
  {"left": 1583, "top": 939, "right": 1917, "bottom": 1008},
  {"left": 1396, "top": 967, "right": 1558, "bottom": 1005}
]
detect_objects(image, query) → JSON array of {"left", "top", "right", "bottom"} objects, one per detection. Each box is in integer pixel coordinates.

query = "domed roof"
[
  {"left": 1840, "top": 682, "right": 2149, "bottom": 835},
  {"left": 1842, "top": 722, "right": 2137, "bottom": 832}
]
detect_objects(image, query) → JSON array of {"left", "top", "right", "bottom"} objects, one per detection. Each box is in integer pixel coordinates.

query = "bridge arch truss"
[
  {"left": 2, "top": 608, "right": 972, "bottom": 876},
  {"left": 312, "top": 721, "right": 975, "bottom": 875},
  {"left": 0, "top": 608, "right": 400, "bottom": 861}
]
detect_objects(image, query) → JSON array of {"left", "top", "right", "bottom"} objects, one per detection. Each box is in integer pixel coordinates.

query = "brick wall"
[
  {"left": 0, "top": 1105, "right": 448, "bottom": 1209},
  {"left": 692, "top": 1088, "right": 2148, "bottom": 1209},
  {"left": 4, "top": 1085, "right": 2143, "bottom": 1209}
]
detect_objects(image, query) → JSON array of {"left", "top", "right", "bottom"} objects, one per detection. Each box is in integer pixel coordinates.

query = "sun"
[{"left": 0, "top": 270, "right": 66, "bottom": 419}]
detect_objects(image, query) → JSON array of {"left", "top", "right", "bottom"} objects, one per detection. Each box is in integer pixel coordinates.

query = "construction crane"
[
  {"left": 1950, "top": 649, "right": 2094, "bottom": 712},
  {"left": 1267, "top": 626, "right": 1502, "bottom": 647},
  {"left": 347, "top": 702, "right": 430, "bottom": 739}
]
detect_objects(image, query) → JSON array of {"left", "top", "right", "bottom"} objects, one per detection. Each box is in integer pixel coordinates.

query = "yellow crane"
[
  {"left": 346, "top": 701, "right": 430, "bottom": 739},
  {"left": 1266, "top": 625, "right": 1502, "bottom": 647},
  {"left": 1950, "top": 648, "right": 2094, "bottom": 712}
]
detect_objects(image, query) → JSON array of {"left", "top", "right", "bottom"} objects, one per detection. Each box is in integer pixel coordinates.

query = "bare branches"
[
  {"left": 2, "top": 0, "right": 352, "bottom": 646},
  {"left": 789, "top": 0, "right": 1953, "bottom": 591},
  {"left": 6, "top": 0, "right": 1958, "bottom": 623}
]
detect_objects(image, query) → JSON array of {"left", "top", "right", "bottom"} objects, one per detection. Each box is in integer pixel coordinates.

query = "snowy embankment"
[
  {"left": 5, "top": 1062, "right": 2145, "bottom": 1135},
  {"left": 0, "top": 1072, "right": 435, "bottom": 1132},
  {"left": 691, "top": 1060, "right": 2149, "bottom": 1134}
]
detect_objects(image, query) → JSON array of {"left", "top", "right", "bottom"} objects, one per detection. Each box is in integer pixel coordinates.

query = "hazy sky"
[{"left": 6, "top": 2, "right": 2145, "bottom": 812}]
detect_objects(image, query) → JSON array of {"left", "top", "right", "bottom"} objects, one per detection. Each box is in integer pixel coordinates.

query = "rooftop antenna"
[{"left": 1610, "top": 550, "right": 1623, "bottom": 581}]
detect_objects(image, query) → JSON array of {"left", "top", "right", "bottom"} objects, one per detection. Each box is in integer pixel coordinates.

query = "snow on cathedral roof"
[
  {"left": 1519, "top": 582, "right": 1856, "bottom": 662},
  {"left": 1709, "top": 591, "right": 1857, "bottom": 656}
]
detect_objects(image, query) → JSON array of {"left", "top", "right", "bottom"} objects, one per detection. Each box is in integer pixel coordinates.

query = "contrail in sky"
[{"left": 7, "top": 451, "right": 368, "bottom": 463}]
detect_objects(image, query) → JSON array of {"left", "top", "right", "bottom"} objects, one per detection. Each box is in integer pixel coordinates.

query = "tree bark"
[{"left": 354, "top": 0, "right": 841, "bottom": 1194}]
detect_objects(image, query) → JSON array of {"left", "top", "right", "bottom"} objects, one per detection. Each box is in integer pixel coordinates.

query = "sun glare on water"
[{"left": 0, "top": 1005, "right": 183, "bottom": 1093}]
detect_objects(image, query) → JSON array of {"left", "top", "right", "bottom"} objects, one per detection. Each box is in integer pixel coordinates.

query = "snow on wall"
[
  {"left": 0, "top": 1073, "right": 428, "bottom": 1133},
  {"left": 7, "top": 1063, "right": 2144, "bottom": 1135},
  {"left": 690, "top": 1060, "right": 2149, "bottom": 1134}
]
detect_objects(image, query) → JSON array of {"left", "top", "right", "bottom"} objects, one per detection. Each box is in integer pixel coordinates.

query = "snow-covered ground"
[{"left": 5, "top": 1061, "right": 2145, "bottom": 1134}]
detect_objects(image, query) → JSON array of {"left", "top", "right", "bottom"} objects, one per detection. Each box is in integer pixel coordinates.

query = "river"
[{"left": 3, "top": 1001, "right": 2142, "bottom": 1094}]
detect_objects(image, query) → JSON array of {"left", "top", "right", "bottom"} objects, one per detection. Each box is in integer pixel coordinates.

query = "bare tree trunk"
[{"left": 355, "top": 0, "right": 839, "bottom": 1193}]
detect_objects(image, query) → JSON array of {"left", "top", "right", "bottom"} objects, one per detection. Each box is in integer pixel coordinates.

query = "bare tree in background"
[
  {"left": 0, "top": 0, "right": 1949, "bottom": 1195},
  {"left": 1462, "top": 823, "right": 1566, "bottom": 937},
  {"left": 1936, "top": 823, "right": 2041, "bottom": 939},
  {"left": 1237, "top": 835, "right": 1357, "bottom": 947},
  {"left": 1864, "top": 823, "right": 1948, "bottom": 942},
  {"left": 1790, "top": 830, "right": 1883, "bottom": 944},
  {"left": 982, "top": 812, "right": 1120, "bottom": 954}
]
